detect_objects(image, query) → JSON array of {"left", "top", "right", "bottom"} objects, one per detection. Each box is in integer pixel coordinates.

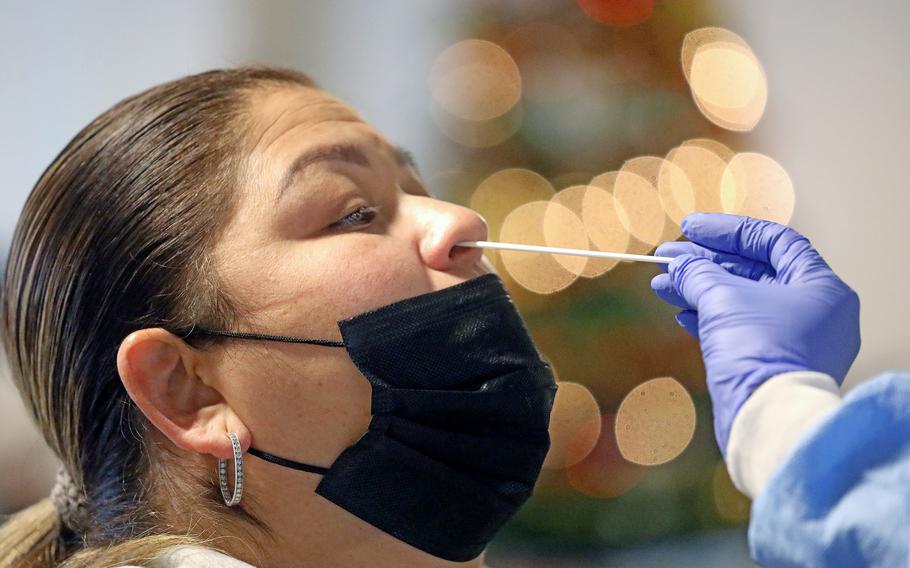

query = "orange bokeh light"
[
  {"left": 429, "top": 39, "right": 522, "bottom": 121},
  {"left": 499, "top": 200, "right": 585, "bottom": 294},
  {"left": 576, "top": 0, "right": 654, "bottom": 28},
  {"left": 614, "top": 377, "right": 696, "bottom": 466},
  {"left": 681, "top": 27, "right": 768, "bottom": 132},
  {"left": 544, "top": 381, "right": 602, "bottom": 470}
]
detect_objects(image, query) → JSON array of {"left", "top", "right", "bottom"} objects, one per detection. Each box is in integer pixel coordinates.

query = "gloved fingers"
[
  {"left": 668, "top": 254, "right": 735, "bottom": 309},
  {"left": 651, "top": 273, "right": 692, "bottom": 309},
  {"left": 675, "top": 309, "right": 699, "bottom": 339},
  {"left": 680, "top": 213, "right": 831, "bottom": 279},
  {"left": 656, "top": 241, "right": 774, "bottom": 282}
]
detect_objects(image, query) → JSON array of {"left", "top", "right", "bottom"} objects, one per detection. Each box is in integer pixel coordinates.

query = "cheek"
[
  {"left": 236, "top": 237, "right": 422, "bottom": 333},
  {"left": 213, "top": 236, "right": 436, "bottom": 463},
  {"left": 302, "top": 237, "right": 432, "bottom": 321},
  {"left": 220, "top": 346, "right": 374, "bottom": 464}
]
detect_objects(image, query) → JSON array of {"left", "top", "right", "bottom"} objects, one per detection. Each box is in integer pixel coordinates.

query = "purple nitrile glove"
[{"left": 650, "top": 213, "right": 861, "bottom": 454}]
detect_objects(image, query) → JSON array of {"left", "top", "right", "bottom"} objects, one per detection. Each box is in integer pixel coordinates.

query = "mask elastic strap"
[
  {"left": 247, "top": 447, "right": 330, "bottom": 476},
  {"left": 178, "top": 327, "right": 339, "bottom": 475},
  {"left": 180, "top": 328, "right": 345, "bottom": 347}
]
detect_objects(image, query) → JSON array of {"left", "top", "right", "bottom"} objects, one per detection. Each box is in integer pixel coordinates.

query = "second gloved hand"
[{"left": 651, "top": 213, "right": 860, "bottom": 454}]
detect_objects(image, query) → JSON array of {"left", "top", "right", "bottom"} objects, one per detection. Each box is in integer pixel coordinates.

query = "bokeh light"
[
  {"left": 499, "top": 201, "right": 584, "bottom": 294},
  {"left": 614, "top": 377, "right": 696, "bottom": 466},
  {"left": 611, "top": 168, "right": 666, "bottom": 248},
  {"left": 681, "top": 27, "right": 768, "bottom": 131},
  {"left": 576, "top": 0, "right": 655, "bottom": 28},
  {"left": 721, "top": 152, "right": 796, "bottom": 225},
  {"left": 588, "top": 171, "right": 654, "bottom": 255},
  {"left": 552, "top": 185, "right": 625, "bottom": 277},
  {"left": 544, "top": 381, "right": 602, "bottom": 470},
  {"left": 470, "top": 168, "right": 556, "bottom": 267},
  {"left": 686, "top": 137, "right": 735, "bottom": 161},
  {"left": 543, "top": 200, "right": 591, "bottom": 276},
  {"left": 692, "top": 61, "right": 768, "bottom": 132},
  {"left": 691, "top": 44, "right": 761, "bottom": 108},
  {"left": 681, "top": 27, "right": 746, "bottom": 82},
  {"left": 566, "top": 414, "right": 647, "bottom": 498},
  {"left": 580, "top": 177, "right": 633, "bottom": 264},
  {"left": 665, "top": 139, "right": 731, "bottom": 214},
  {"left": 620, "top": 156, "right": 683, "bottom": 244},
  {"left": 656, "top": 157, "right": 697, "bottom": 227},
  {"left": 429, "top": 39, "right": 522, "bottom": 121}
]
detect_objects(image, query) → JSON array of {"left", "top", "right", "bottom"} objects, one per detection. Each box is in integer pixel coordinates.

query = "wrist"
[
  {"left": 724, "top": 371, "right": 841, "bottom": 498},
  {"left": 708, "top": 363, "right": 812, "bottom": 453}
]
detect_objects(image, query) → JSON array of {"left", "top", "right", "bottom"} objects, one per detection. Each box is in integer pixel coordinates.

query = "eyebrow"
[
  {"left": 277, "top": 144, "right": 369, "bottom": 200},
  {"left": 276, "top": 143, "right": 419, "bottom": 201},
  {"left": 393, "top": 146, "right": 419, "bottom": 173}
]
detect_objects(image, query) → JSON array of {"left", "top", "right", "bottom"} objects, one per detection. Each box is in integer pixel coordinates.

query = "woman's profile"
[{"left": 0, "top": 67, "right": 557, "bottom": 567}]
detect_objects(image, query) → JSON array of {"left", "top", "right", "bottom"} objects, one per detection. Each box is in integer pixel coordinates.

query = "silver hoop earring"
[{"left": 218, "top": 432, "right": 244, "bottom": 507}]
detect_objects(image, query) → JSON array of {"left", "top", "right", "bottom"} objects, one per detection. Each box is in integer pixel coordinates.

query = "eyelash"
[{"left": 331, "top": 205, "right": 381, "bottom": 229}]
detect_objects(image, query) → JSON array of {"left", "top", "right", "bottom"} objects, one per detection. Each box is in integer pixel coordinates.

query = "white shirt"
[{"left": 118, "top": 546, "right": 254, "bottom": 568}]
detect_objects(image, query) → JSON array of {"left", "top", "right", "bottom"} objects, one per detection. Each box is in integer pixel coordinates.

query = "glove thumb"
[{"left": 668, "top": 254, "right": 734, "bottom": 310}]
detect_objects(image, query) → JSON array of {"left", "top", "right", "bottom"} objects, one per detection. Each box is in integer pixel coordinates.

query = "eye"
[{"left": 330, "top": 205, "right": 380, "bottom": 229}]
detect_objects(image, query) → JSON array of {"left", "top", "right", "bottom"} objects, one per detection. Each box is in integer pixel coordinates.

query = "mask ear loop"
[
  {"left": 247, "top": 447, "right": 330, "bottom": 475},
  {"left": 184, "top": 328, "right": 339, "bottom": 478}
]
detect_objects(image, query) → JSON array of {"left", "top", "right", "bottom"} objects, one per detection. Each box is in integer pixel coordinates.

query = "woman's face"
[{"left": 203, "top": 85, "right": 491, "bottom": 468}]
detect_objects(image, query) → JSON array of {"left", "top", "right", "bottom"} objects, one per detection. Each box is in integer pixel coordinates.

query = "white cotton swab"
[{"left": 456, "top": 240, "right": 673, "bottom": 265}]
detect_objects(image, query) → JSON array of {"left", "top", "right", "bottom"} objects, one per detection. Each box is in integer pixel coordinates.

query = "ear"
[{"left": 117, "top": 328, "right": 251, "bottom": 459}]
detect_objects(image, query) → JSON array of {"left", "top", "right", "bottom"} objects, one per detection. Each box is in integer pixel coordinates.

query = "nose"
[{"left": 411, "top": 196, "right": 489, "bottom": 272}]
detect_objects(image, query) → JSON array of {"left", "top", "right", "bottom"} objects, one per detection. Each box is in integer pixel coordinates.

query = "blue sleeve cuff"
[{"left": 748, "top": 371, "right": 910, "bottom": 568}]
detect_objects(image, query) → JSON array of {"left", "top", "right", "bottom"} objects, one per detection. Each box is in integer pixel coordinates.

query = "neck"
[{"left": 232, "top": 457, "right": 486, "bottom": 568}]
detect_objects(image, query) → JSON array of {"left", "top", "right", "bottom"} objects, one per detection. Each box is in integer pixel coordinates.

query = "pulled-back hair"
[{"left": 0, "top": 66, "right": 315, "bottom": 567}]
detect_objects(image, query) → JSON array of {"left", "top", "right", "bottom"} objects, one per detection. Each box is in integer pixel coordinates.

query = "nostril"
[
  {"left": 448, "top": 243, "right": 484, "bottom": 270},
  {"left": 419, "top": 204, "right": 488, "bottom": 270},
  {"left": 449, "top": 245, "right": 471, "bottom": 260}
]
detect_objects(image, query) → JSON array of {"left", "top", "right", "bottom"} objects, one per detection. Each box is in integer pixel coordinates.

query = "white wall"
[
  {"left": 725, "top": 0, "right": 910, "bottom": 386},
  {"left": 0, "top": 0, "right": 455, "bottom": 252}
]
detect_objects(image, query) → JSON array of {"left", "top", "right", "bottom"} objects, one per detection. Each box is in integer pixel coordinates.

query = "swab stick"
[{"left": 457, "top": 241, "right": 672, "bottom": 265}]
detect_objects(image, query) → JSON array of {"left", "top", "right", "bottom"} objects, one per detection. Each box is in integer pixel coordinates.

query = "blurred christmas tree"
[{"left": 424, "top": 0, "right": 755, "bottom": 562}]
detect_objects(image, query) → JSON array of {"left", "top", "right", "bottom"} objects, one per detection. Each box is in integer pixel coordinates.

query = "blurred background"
[{"left": 1, "top": 1, "right": 907, "bottom": 566}]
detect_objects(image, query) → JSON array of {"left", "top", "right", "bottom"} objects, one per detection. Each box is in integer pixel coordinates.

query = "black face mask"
[{"left": 185, "top": 274, "right": 557, "bottom": 562}]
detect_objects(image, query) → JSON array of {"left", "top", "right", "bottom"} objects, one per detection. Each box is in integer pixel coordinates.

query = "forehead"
[{"left": 245, "top": 85, "right": 387, "bottom": 167}]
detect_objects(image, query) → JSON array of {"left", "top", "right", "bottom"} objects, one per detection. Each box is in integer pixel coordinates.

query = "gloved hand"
[{"left": 651, "top": 213, "right": 860, "bottom": 454}]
